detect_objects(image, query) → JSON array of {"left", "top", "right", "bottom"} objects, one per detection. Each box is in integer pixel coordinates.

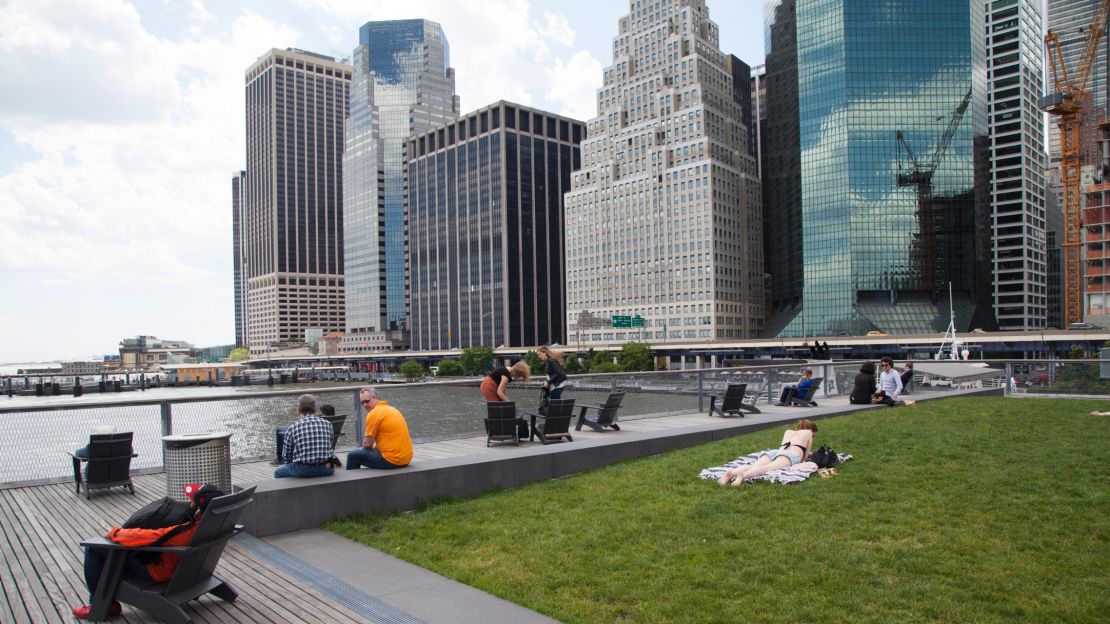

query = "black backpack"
[
  {"left": 810, "top": 446, "right": 840, "bottom": 469},
  {"left": 123, "top": 496, "right": 193, "bottom": 530}
]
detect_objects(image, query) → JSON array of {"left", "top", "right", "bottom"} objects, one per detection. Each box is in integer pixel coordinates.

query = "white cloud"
[
  {"left": 544, "top": 50, "right": 602, "bottom": 121},
  {"left": 539, "top": 11, "right": 575, "bottom": 46},
  {"left": 190, "top": 0, "right": 215, "bottom": 22}
]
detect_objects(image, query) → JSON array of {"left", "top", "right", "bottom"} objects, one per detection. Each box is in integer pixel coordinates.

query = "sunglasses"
[
  {"left": 881, "top": 364, "right": 891, "bottom": 368},
  {"left": 361, "top": 399, "right": 373, "bottom": 404}
]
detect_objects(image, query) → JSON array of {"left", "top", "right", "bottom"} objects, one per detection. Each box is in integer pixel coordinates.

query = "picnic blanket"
[{"left": 698, "top": 450, "right": 853, "bottom": 484}]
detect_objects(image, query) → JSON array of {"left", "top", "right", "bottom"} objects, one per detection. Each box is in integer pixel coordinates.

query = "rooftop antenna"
[{"left": 936, "top": 282, "right": 962, "bottom": 360}]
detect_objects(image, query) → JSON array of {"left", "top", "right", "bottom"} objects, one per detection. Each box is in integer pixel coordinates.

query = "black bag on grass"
[{"left": 810, "top": 446, "right": 839, "bottom": 469}]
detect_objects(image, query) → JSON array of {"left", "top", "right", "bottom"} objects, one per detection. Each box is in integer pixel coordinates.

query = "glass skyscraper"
[
  {"left": 342, "top": 19, "right": 459, "bottom": 353},
  {"left": 407, "top": 102, "right": 584, "bottom": 349},
  {"left": 565, "top": 0, "right": 765, "bottom": 346},
  {"left": 764, "top": 0, "right": 993, "bottom": 337}
]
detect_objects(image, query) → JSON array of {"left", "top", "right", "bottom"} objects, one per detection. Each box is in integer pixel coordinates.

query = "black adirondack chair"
[
  {"left": 575, "top": 392, "right": 625, "bottom": 432},
  {"left": 80, "top": 486, "right": 256, "bottom": 624},
  {"left": 524, "top": 398, "right": 575, "bottom": 444},
  {"left": 321, "top": 414, "right": 348, "bottom": 449},
  {"left": 786, "top": 378, "right": 824, "bottom": 407},
  {"left": 68, "top": 432, "right": 137, "bottom": 498},
  {"left": 707, "top": 383, "right": 761, "bottom": 417},
  {"left": 484, "top": 401, "right": 526, "bottom": 446}
]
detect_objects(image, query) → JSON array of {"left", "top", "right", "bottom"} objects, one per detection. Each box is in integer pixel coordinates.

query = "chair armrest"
[
  {"left": 81, "top": 530, "right": 242, "bottom": 554},
  {"left": 68, "top": 452, "right": 89, "bottom": 461},
  {"left": 577, "top": 404, "right": 603, "bottom": 412}
]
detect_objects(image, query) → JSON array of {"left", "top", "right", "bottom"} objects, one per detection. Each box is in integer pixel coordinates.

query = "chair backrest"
[
  {"left": 721, "top": 383, "right": 747, "bottom": 409},
  {"left": 485, "top": 401, "right": 518, "bottom": 436},
  {"left": 541, "top": 399, "right": 576, "bottom": 435},
  {"left": 164, "top": 486, "right": 256, "bottom": 596},
  {"left": 595, "top": 392, "right": 626, "bottom": 424},
  {"left": 798, "top": 378, "right": 823, "bottom": 401},
  {"left": 321, "top": 414, "right": 346, "bottom": 449},
  {"left": 85, "top": 432, "right": 134, "bottom": 485}
]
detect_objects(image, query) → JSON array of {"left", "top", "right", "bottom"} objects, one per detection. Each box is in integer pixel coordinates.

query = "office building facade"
[
  {"left": 241, "top": 49, "right": 351, "bottom": 355},
  {"left": 764, "top": 0, "right": 993, "bottom": 337},
  {"left": 565, "top": 0, "right": 765, "bottom": 346},
  {"left": 408, "top": 101, "right": 584, "bottom": 350},
  {"left": 232, "top": 170, "right": 246, "bottom": 347},
  {"left": 986, "top": 0, "right": 1049, "bottom": 330},
  {"left": 342, "top": 19, "right": 459, "bottom": 353}
]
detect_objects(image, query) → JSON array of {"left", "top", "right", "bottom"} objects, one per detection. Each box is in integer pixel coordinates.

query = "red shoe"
[{"left": 72, "top": 601, "right": 122, "bottom": 619}]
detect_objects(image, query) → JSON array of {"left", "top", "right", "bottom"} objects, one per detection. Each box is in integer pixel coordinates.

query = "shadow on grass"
[{"left": 327, "top": 396, "right": 1110, "bottom": 624}]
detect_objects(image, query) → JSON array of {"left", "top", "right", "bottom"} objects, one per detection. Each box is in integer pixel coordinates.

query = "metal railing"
[
  {"left": 1001, "top": 359, "right": 1110, "bottom": 398},
  {"left": 0, "top": 360, "right": 1010, "bottom": 485}
]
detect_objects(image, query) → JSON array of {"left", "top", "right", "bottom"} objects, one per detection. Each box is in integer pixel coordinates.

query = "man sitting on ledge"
[
  {"left": 274, "top": 394, "right": 337, "bottom": 478},
  {"left": 347, "top": 386, "right": 412, "bottom": 470}
]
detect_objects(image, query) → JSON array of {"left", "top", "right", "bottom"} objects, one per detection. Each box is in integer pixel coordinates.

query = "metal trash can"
[{"left": 162, "top": 432, "right": 232, "bottom": 501}]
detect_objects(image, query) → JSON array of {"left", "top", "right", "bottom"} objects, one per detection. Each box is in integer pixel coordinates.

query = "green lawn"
[{"left": 327, "top": 397, "right": 1110, "bottom": 623}]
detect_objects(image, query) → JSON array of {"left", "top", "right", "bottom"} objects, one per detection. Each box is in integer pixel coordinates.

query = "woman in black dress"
[{"left": 849, "top": 361, "right": 877, "bottom": 404}]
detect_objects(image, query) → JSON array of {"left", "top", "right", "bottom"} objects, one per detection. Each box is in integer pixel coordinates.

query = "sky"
[{"left": 0, "top": 0, "right": 766, "bottom": 363}]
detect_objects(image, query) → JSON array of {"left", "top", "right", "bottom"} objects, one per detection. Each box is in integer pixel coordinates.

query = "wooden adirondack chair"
[
  {"left": 707, "top": 383, "right": 761, "bottom": 417},
  {"left": 524, "top": 398, "right": 575, "bottom": 444},
  {"left": 68, "top": 432, "right": 137, "bottom": 498},
  {"left": 321, "top": 414, "right": 348, "bottom": 449},
  {"left": 575, "top": 392, "right": 625, "bottom": 432},
  {"left": 484, "top": 401, "right": 526, "bottom": 446},
  {"left": 80, "top": 486, "right": 256, "bottom": 624},
  {"left": 786, "top": 378, "right": 824, "bottom": 407}
]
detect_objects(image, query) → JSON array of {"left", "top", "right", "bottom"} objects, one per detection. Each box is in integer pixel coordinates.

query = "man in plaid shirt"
[{"left": 274, "top": 394, "right": 336, "bottom": 478}]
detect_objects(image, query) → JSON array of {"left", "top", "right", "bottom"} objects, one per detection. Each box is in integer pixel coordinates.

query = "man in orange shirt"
[
  {"left": 73, "top": 483, "right": 223, "bottom": 619},
  {"left": 346, "top": 386, "right": 413, "bottom": 470}
]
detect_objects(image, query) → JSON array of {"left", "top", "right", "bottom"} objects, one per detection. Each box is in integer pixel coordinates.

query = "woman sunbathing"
[{"left": 718, "top": 419, "right": 817, "bottom": 486}]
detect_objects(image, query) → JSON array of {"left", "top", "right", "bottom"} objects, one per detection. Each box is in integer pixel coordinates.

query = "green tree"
[
  {"left": 399, "top": 360, "right": 425, "bottom": 380},
  {"left": 460, "top": 346, "right": 494, "bottom": 375},
  {"left": 1069, "top": 345, "right": 1086, "bottom": 359},
  {"left": 436, "top": 359, "right": 464, "bottom": 376},
  {"left": 565, "top": 354, "right": 584, "bottom": 374},
  {"left": 523, "top": 350, "right": 543, "bottom": 376},
  {"left": 617, "top": 342, "right": 653, "bottom": 371},
  {"left": 592, "top": 361, "right": 622, "bottom": 373},
  {"left": 228, "top": 347, "right": 249, "bottom": 361},
  {"left": 591, "top": 350, "right": 613, "bottom": 370}
]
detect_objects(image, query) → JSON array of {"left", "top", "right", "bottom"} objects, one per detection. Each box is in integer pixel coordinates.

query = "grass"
[{"left": 327, "top": 397, "right": 1110, "bottom": 623}]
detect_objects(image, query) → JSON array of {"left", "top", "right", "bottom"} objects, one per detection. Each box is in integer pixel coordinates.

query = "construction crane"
[
  {"left": 895, "top": 87, "right": 973, "bottom": 293},
  {"left": 1042, "top": 0, "right": 1110, "bottom": 326}
]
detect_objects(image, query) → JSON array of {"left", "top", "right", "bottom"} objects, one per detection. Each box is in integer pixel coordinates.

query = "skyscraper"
[
  {"left": 240, "top": 49, "right": 351, "bottom": 355},
  {"left": 232, "top": 170, "right": 246, "bottom": 348},
  {"left": 565, "top": 0, "right": 765, "bottom": 346},
  {"left": 342, "top": 19, "right": 459, "bottom": 353},
  {"left": 763, "top": 0, "right": 993, "bottom": 337},
  {"left": 407, "top": 102, "right": 584, "bottom": 350},
  {"left": 986, "top": 0, "right": 1049, "bottom": 330}
]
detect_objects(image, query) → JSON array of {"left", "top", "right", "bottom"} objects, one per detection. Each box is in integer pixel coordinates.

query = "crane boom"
[{"left": 1042, "top": 0, "right": 1110, "bottom": 326}]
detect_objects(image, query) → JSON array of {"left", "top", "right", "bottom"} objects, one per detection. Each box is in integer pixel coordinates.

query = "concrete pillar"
[
  {"left": 695, "top": 354, "right": 703, "bottom": 370},
  {"left": 710, "top": 354, "right": 718, "bottom": 369}
]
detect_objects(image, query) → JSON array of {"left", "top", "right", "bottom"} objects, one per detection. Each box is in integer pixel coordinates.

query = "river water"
[{"left": 0, "top": 378, "right": 704, "bottom": 484}]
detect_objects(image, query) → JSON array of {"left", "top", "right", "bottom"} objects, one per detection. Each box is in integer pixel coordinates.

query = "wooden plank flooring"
[{"left": 0, "top": 402, "right": 856, "bottom": 623}]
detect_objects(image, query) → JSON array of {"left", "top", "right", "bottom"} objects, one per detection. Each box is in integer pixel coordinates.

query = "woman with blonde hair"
[
  {"left": 536, "top": 345, "right": 568, "bottom": 400},
  {"left": 718, "top": 419, "right": 818, "bottom": 486},
  {"left": 479, "top": 361, "right": 531, "bottom": 402}
]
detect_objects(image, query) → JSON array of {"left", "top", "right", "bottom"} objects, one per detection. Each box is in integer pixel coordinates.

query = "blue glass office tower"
[
  {"left": 764, "top": 0, "right": 993, "bottom": 337},
  {"left": 343, "top": 20, "right": 459, "bottom": 352}
]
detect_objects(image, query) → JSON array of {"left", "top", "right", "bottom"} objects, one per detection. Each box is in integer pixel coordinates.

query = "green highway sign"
[
  {"left": 612, "top": 315, "right": 631, "bottom": 328},
  {"left": 631, "top": 315, "right": 645, "bottom": 327}
]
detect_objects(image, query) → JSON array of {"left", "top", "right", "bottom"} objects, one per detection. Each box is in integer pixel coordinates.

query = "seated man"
[
  {"left": 274, "top": 394, "right": 337, "bottom": 478},
  {"left": 775, "top": 369, "right": 814, "bottom": 406},
  {"left": 899, "top": 362, "right": 914, "bottom": 394},
  {"left": 274, "top": 403, "right": 336, "bottom": 464},
  {"left": 72, "top": 483, "right": 223, "bottom": 620},
  {"left": 872, "top": 357, "right": 904, "bottom": 406},
  {"left": 347, "top": 386, "right": 413, "bottom": 470}
]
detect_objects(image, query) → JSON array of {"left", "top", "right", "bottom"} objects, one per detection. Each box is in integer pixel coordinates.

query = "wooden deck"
[{"left": 0, "top": 397, "right": 938, "bottom": 622}]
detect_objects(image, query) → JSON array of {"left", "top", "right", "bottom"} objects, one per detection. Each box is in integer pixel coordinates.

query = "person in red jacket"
[{"left": 72, "top": 483, "right": 224, "bottom": 620}]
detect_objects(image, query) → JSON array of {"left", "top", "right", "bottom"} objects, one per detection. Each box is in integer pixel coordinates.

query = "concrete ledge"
[{"left": 240, "top": 388, "right": 995, "bottom": 536}]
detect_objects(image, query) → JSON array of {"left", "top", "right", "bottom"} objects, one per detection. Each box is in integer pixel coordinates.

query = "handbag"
[
  {"left": 538, "top": 387, "right": 550, "bottom": 416},
  {"left": 810, "top": 445, "right": 839, "bottom": 469}
]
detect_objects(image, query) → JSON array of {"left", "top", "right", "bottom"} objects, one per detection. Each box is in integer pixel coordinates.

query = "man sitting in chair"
[
  {"left": 72, "top": 483, "right": 223, "bottom": 620},
  {"left": 775, "top": 369, "right": 814, "bottom": 406}
]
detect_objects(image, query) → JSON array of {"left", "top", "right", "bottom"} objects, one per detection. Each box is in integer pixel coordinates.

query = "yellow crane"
[{"left": 1042, "top": 0, "right": 1110, "bottom": 326}]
